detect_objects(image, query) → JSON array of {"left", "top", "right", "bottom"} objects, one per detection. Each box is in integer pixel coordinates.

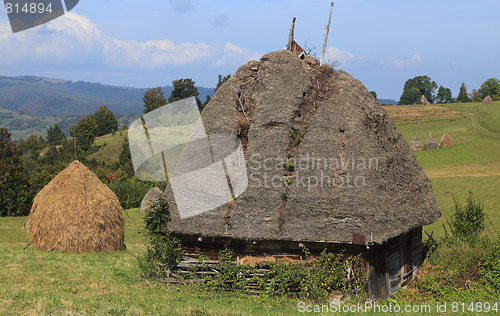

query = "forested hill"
[{"left": 0, "top": 75, "right": 214, "bottom": 117}]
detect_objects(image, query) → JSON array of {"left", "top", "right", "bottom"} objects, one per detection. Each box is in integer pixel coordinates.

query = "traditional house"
[{"left": 164, "top": 50, "right": 441, "bottom": 299}]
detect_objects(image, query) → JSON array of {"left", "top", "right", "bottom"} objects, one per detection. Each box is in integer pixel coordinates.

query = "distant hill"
[
  {"left": 0, "top": 75, "right": 215, "bottom": 117},
  {"left": 378, "top": 98, "right": 397, "bottom": 105}
]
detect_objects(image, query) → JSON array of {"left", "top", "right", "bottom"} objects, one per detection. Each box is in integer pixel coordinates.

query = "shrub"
[
  {"left": 107, "top": 179, "right": 151, "bottom": 209},
  {"left": 448, "top": 192, "right": 484, "bottom": 245},
  {"left": 139, "top": 195, "right": 184, "bottom": 279}
]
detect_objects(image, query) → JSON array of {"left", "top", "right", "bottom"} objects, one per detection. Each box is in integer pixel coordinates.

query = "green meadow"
[
  {"left": 0, "top": 101, "right": 499, "bottom": 314},
  {"left": 387, "top": 102, "right": 500, "bottom": 238}
]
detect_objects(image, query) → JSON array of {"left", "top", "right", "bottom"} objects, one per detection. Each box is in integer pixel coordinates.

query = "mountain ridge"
[{"left": 0, "top": 75, "right": 215, "bottom": 117}]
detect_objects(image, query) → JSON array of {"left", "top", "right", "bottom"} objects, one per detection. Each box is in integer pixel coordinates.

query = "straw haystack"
[
  {"left": 140, "top": 186, "right": 163, "bottom": 212},
  {"left": 481, "top": 95, "right": 493, "bottom": 104},
  {"left": 424, "top": 136, "right": 438, "bottom": 150},
  {"left": 27, "top": 161, "right": 125, "bottom": 252},
  {"left": 440, "top": 133, "right": 453, "bottom": 148},
  {"left": 409, "top": 137, "right": 423, "bottom": 151},
  {"left": 420, "top": 95, "right": 430, "bottom": 104},
  {"left": 164, "top": 50, "right": 441, "bottom": 299}
]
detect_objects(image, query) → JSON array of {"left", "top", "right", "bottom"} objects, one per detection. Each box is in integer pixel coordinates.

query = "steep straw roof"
[
  {"left": 424, "top": 136, "right": 438, "bottom": 150},
  {"left": 409, "top": 137, "right": 423, "bottom": 151},
  {"left": 140, "top": 186, "right": 163, "bottom": 212},
  {"left": 27, "top": 161, "right": 125, "bottom": 252},
  {"left": 166, "top": 50, "right": 441, "bottom": 245},
  {"left": 481, "top": 95, "right": 493, "bottom": 104},
  {"left": 440, "top": 133, "right": 453, "bottom": 148}
]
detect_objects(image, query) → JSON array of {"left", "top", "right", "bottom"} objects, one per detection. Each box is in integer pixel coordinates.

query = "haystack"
[
  {"left": 27, "top": 161, "right": 125, "bottom": 252},
  {"left": 481, "top": 95, "right": 493, "bottom": 104},
  {"left": 409, "top": 137, "right": 423, "bottom": 151},
  {"left": 140, "top": 186, "right": 163, "bottom": 212},
  {"left": 420, "top": 95, "right": 430, "bottom": 104},
  {"left": 440, "top": 133, "right": 453, "bottom": 148},
  {"left": 424, "top": 135, "right": 438, "bottom": 150}
]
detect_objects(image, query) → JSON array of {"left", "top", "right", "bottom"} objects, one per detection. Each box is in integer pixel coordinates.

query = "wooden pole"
[
  {"left": 320, "top": 2, "right": 334, "bottom": 66},
  {"left": 287, "top": 17, "right": 296, "bottom": 51}
]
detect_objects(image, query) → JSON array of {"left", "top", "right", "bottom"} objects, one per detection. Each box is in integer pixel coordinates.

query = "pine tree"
[{"left": 456, "top": 82, "right": 470, "bottom": 103}]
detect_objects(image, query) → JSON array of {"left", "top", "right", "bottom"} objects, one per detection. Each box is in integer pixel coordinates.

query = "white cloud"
[
  {"left": 210, "top": 42, "right": 262, "bottom": 68},
  {"left": 0, "top": 12, "right": 259, "bottom": 70},
  {"left": 385, "top": 53, "right": 423, "bottom": 68},
  {"left": 322, "top": 46, "right": 422, "bottom": 69}
]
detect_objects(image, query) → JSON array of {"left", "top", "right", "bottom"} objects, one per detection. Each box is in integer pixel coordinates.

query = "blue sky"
[{"left": 1, "top": 0, "right": 499, "bottom": 100}]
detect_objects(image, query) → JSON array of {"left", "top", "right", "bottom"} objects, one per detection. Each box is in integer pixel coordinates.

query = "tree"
[
  {"left": 478, "top": 78, "right": 500, "bottom": 99},
  {"left": 70, "top": 116, "right": 98, "bottom": 150},
  {"left": 168, "top": 78, "right": 202, "bottom": 111},
  {"left": 215, "top": 74, "right": 231, "bottom": 93},
  {"left": 398, "top": 87, "right": 421, "bottom": 105},
  {"left": 0, "top": 127, "right": 32, "bottom": 216},
  {"left": 143, "top": 87, "right": 167, "bottom": 114},
  {"left": 46, "top": 124, "right": 66, "bottom": 145},
  {"left": 118, "top": 140, "right": 135, "bottom": 178},
  {"left": 456, "top": 82, "right": 470, "bottom": 103},
  {"left": 91, "top": 105, "right": 118, "bottom": 136},
  {"left": 398, "top": 76, "right": 437, "bottom": 105},
  {"left": 470, "top": 89, "right": 482, "bottom": 102},
  {"left": 436, "top": 86, "right": 453, "bottom": 104},
  {"left": 201, "top": 95, "right": 211, "bottom": 111},
  {"left": 369, "top": 91, "right": 377, "bottom": 99}
]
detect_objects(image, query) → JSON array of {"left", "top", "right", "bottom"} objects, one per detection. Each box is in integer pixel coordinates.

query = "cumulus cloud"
[
  {"left": 385, "top": 53, "right": 422, "bottom": 68},
  {"left": 210, "top": 42, "right": 262, "bottom": 68},
  {"left": 0, "top": 12, "right": 259, "bottom": 70},
  {"left": 322, "top": 46, "right": 422, "bottom": 69}
]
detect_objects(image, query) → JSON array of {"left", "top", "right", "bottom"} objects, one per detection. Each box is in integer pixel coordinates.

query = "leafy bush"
[
  {"left": 107, "top": 179, "right": 151, "bottom": 209},
  {"left": 447, "top": 192, "right": 485, "bottom": 245},
  {"left": 139, "top": 195, "right": 184, "bottom": 279},
  {"left": 479, "top": 236, "right": 500, "bottom": 291}
]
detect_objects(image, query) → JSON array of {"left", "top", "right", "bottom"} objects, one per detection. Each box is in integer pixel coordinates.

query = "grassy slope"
[
  {"left": 384, "top": 102, "right": 500, "bottom": 238},
  {"left": 0, "top": 211, "right": 300, "bottom": 315}
]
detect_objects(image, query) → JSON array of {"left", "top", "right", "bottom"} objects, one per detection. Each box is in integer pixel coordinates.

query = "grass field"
[
  {"left": 383, "top": 101, "right": 500, "bottom": 238},
  {"left": 1, "top": 101, "right": 499, "bottom": 314},
  {"left": 0, "top": 210, "right": 303, "bottom": 315}
]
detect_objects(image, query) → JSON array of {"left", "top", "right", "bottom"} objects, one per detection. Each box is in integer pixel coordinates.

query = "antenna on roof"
[
  {"left": 320, "top": 2, "right": 334, "bottom": 66},
  {"left": 287, "top": 17, "right": 296, "bottom": 51}
]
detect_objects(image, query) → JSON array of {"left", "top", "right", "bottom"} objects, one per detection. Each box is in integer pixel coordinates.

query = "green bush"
[
  {"left": 139, "top": 195, "right": 184, "bottom": 279},
  {"left": 480, "top": 236, "right": 500, "bottom": 291},
  {"left": 107, "top": 179, "right": 151, "bottom": 209},
  {"left": 447, "top": 192, "right": 485, "bottom": 245}
]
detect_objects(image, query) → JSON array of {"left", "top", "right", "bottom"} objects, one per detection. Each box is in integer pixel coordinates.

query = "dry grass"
[
  {"left": 425, "top": 161, "right": 500, "bottom": 178},
  {"left": 382, "top": 104, "right": 464, "bottom": 122},
  {"left": 27, "top": 161, "right": 125, "bottom": 253}
]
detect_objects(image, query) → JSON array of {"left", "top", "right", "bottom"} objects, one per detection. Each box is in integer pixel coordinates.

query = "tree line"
[
  {"left": 396, "top": 76, "right": 500, "bottom": 105},
  {"left": 0, "top": 75, "right": 231, "bottom": 217}
]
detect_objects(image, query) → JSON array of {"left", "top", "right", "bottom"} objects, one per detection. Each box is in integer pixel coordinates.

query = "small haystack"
[
  {"left": 440, "top": 133, "right": 453, "bottom": 148},
  {"left": 140, "top": 186, "right": 163, "bottom": 212},
  {"left": 481, "top": 95, "right": 493, "bottom": 104},
  {"left": 425, "top": 135, "right": 438, "bottom": 150},
  {"left": 409, "top": 137, "right": 423, "bottom": 151},
  {"left": 27, "top": 161, "right": 125, "bottom": 252},
  {"left": 420, "top": 95, "right": 430, "bottom": 104}
]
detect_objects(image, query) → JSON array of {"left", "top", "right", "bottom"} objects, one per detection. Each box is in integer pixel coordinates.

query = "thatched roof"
[
  {"left": 165, "top": 50, "right": 441, "bottom": 245},
  {"left": 140, "top": 186, "right": 163, "bottom": 212},
  {"left": 27, "top": 161, "right": 125, "bottom": 252},
  {"left": 440, "top": 133, "right": 453, "bottom": 148},
  {"left": 481, "top": 95, "right": 493, "bottom": 104},
  {"left": 420, "top": 95, "right": 430, "bottom": 105},
  {"left": 424, "top": 136, "right": 438, "bottom": 150},
  {"left": 409, "top": 137, "right": 423, "bottom": 151}
]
